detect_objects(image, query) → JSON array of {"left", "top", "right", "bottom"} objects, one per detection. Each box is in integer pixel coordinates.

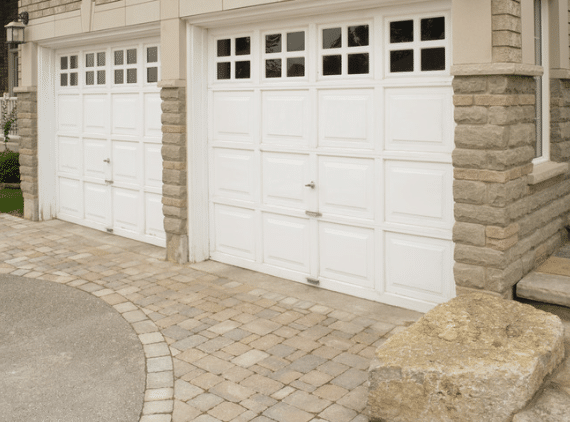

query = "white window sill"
[{"left": 528, "top": 161, "right": 569, "bottom": 185}]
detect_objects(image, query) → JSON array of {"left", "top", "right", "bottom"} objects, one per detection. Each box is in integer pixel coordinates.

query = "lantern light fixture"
[{"left": 5, "top": 12, "right": 29, "bottom": 46}]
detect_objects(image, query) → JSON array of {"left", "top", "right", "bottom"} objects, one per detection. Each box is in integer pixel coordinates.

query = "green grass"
[{"left": 0, "top": 188, "right": 23, "bottom": 217}]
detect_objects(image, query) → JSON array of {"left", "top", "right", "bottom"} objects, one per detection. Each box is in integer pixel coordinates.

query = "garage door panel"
[
  {"left": 385, "top": 161, "right": 452, "bottom": 229},
  {"left": 213, "top": 91, "right": 255, "bottom": 143},
  {"left": 385, "top": 232, "right": 451, "bottom": 303},
  {"left": 319, "top": 222, "right": 374, "bottom": 288},
  {"left": 83, "top": 138, "right": 108, "bottom": 180},
  {"left": 84, "top": 94, "right": 110, "bottom": 135},
  {"left": 214, "top": 205, "right": 256, "bottom": 260},
  {"left": 58, "top": 136, "right": 81, "bottom": 175},
  {"left": 84, "top": 182, "right": 109, "bottom": 225},
  {"left": 262, "top": 213, "right": 310, "bottom": 273},
  {"left": 112, "top": 94, "right": 141, "bottom": 136},
  {"left": 213, "top": 148, "right": 256, "bottom": 202},
  {"left": 385, "top": 87, "right": 452, "bottom": 153},
  {"left": 319, "top": 156, "right": 375, "bottom": 219},
  {"left": 262, "top": 152, "right": 310, "bottom": 209},
  {"left": 144, "top": 93, "right": 162, "bottom": 139},
  {"left": 58, "top": 178, "right": 82, "bottom": 218},
  {"left": 262, "top": 91, "right": 310, "bottom": 146},
  {"left": 144, "top": 143, "right": 163, "bottom": 188},
  {"left": 113, "top": 141, "right": 142, "bottom": 185},
  {"left": 145, "top": 192, "right": 165, "bottom": 239},
  {"left": 58, "top": 95, "right": 81, "bottom": 133},
  {"left": 318, "top": 89, "right": 374, "bottom": 149},
  {"left": 113, "top": 187, "right": 141, "bottom": 232}
]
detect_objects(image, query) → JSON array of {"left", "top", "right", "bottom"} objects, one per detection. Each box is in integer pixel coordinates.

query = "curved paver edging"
[{"left": 22, "top": 273, "right": 176, "bottom": 422}]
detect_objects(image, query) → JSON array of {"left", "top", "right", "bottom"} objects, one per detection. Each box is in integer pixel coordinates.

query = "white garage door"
[
  {"left": 56, "top": 40, "right": 166, "bottom": 247},
  {"left": 208, "top": 5, "right": 454, "bottom": 311}
]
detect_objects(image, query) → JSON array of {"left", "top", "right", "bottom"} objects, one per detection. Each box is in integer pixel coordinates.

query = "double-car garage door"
[
  {"left": 208, "top": 6, "right": 454, "bottom": 310},
  {"left": 56, "top": 40, "right": 166, "bottom": 247}
]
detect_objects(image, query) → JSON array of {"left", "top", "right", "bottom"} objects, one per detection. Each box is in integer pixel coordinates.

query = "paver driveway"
[{"left": 0, "top": 214, "right": 423, "bottom": 422}]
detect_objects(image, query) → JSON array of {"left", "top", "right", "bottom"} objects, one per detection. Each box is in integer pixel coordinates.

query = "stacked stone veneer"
[
  {"left": 15, "top": 87, "right": 39, "bottom": 221},
  {"left": 161, "top": 85, "right": 189, "bottom": 263},
  {"left": 551, "top": 79, "right": 570, "bottom": 162},
  {"left": 20, "top": 0, "right": 81, "bottom": 20},
  {"left": 492, "top": 0, "right": 522, "bottom": 63},
  {"left": 453, "top": 75, "right": 570, "bottom": 298}
]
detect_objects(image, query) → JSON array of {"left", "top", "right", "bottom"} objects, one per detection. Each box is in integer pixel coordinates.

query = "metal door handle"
[
  {"left": 103, "top": 158, "right": 110, "bottom": 163},
  {"left": 105, "top": 179, "right": 114, "bottom": 184},
  {"left": 305, "top": 181, "right": 315, "bottom": 189},
  {"left": 305, "top": 211, "right": 322, "bottom": 218}
]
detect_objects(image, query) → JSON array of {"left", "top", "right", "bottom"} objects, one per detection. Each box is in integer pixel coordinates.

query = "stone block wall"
[
  {"left": 492, "top": 0, "right": 522, "bottom": 63},
  {"left": 551, "top": 79, "right": 570, "bottom": 162},
  {"left": 20, "top": 0, "right": 81, "bottom": 20},
  {"left": 14, "top": 87, "right": 38, "bottom": 221},
  {"left": 160, "top": 85, "right": 189, "bottom": 263},
  {"left": 453, "top": 75, "right": 570, "bottom": 298}
]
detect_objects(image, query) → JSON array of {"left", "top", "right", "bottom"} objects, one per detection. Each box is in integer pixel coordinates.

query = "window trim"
[{"left": 533, "top": 0, "right": 550, "bottom": 165}]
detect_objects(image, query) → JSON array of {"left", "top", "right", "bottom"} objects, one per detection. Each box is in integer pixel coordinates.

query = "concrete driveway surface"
[{"left": 0, "top": 214, "right": 423, "bottom": 422}]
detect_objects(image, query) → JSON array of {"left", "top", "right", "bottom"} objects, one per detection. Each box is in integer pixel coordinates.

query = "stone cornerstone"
[{"left": 367, "top": 293, "right": 565, "bottom": 422}]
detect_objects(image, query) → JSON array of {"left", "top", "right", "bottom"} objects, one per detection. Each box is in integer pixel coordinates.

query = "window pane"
[
  {"left": 70, "top": 72, "right": 78, "bottom": 86},
  {"left": 115, "top": 50, "right": 124, "bottom": 65},
  {"left": 147, "top": 47, "right": 158, "bottom": 63},
  {"left": 266, "top": 59, "right": 282, "bottom": 78},
  {"left": 127, "top": 68, "right": 137, "bottom": 83},
  {"left": 323, "top": 28, "right": 342, "bottom": 49},
  {"left": 127, "top": 49, "right": 137, "bottom": 64},
  {"left": 86, "top": 53, "right": 95, "bottom": 67},
  {"left": 348, "top": 25, "right": 369, "bottom": 47},
  {"left": 86, "top": 71, "right": 95, "bottom": 85},
  {"left": 115, "top": 69, "right": 124, "bottom": 84},
  {"left": 97, "top": 70, "right": 106, "bottom": 85},
  {"left": 421, "top": 48, "right": 445, "bottom": 71},
  {"left": 323, "top": 55, "right": 342, "bottom": 75},
  {"left": 421, "top": 17, "right": 445, "bottom": 41},
  {"left": 60, "top": 73, "right": 68, "bottom": 86},
  {"left": 287, "top": 57, "right": 305, "bottom": 77},
  {"left": 147, "top": 67, "right": 158, "bottom": 83},
  {"left": 390, "top": 20, "right": 414, "bottom": 43},
  {"left": 70, "top": 56, "right": 78, "bottom": 69},
  {"left": 217, "top": 39, "right": 231, "bottom": 57},
  {"left": 217, "top": 62, "right": 231, "bottom": 80},
  {"left": 287, "top": 32, "right": 305, "bottom": 52},
  {"left": 266, "top": 34, "right": 282, "bottom": 54},
  {"left": 61, "top": 56, "right": 68, "bottom": 70},
  {"left": 235, "top": 61, "right": 251, "bottom": 79},
  {"left": 97, "top": 52, "right": 106, "bottom": 66},
  {"left": 348, "top": 53, "right": 369, "bottom": 74},
  {"left": 235, "top": 37, "right": 251, "bottom": 56},
  {"left": 390, "top": 50, "right": 414, "bottom": 72}
]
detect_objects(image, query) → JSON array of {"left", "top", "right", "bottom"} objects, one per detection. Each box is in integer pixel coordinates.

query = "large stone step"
[{"left": 517, "top": 271, "right": 570, "bottom": 308}]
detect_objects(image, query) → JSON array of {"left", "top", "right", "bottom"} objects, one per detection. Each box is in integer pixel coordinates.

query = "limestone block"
[{"left": 367, "top": 293, "right": 565, "bottom": 422}]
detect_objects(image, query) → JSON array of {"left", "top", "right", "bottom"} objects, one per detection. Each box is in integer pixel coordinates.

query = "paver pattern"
[{"left": 0, "top": 214, "right": 423, "bottom": 422}]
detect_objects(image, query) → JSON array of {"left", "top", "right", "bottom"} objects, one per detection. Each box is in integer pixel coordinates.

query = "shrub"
[{"left": 0, "top": 151, "right": 20, "bottom": 183}]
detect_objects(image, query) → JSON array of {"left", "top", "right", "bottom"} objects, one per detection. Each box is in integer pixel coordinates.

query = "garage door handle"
[
  {"left": 305, "top": 181, "right": 315, "bottom": 189},
  {"left": 103, "top": 158, "right": 110, "bottom": 163},
  {"left": 305, "top": 211, "right": 322, "bottom": 218},
  {"left": 105, "top": 179, "right": 114, "bottom": 185}
]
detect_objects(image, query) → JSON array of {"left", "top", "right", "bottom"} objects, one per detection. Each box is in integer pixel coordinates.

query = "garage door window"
[
  {"left": 114, "top": 48, "right": 137, "bottom": 84},
  {"left": 264, "top": 30, "right": 306, "bottom": 79},
  {"left": 216, "top": 36, "right": 252, "bottom": 80},
  {"left": 320, "top": 24, "right": 370, "bottom": 76},
  {"left": 388, "top": 15, "right": 447, "bottom": 74},
  {"left": 60, "top": 55, "right": 78, "bottom": 87},
  {"left": 85, "top": 51, "right": 106, "bottom": 85}
]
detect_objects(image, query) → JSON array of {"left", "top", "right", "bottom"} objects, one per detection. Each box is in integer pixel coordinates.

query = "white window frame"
[{"left": 533, "top": 0, "right": 550, "bottom": 164}]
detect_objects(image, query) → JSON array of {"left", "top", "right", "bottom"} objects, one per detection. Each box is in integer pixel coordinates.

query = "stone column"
[
  {"left": 14, "top": 86, "right": 39, "bottom": 221},
  {"left": 453, "top": 75, "right": 535, "bottom": 298},
  {"left": 160, "top": 81, "right": 188, "bottom": 263}
]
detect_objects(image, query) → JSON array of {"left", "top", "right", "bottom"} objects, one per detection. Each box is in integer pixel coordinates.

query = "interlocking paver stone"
[{"left": 0, "top": 215, "right": 425, "bottom": 422}]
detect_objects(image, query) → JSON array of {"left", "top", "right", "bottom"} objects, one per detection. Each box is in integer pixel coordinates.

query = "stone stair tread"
[
  {"left": 513, "top": 384, "right": 570, "bottom": 422},
  {"left": 517, "top": 272, "right": 570, "bottom": 308}
]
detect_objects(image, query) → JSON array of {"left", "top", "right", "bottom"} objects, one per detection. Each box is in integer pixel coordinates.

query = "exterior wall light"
[{"left": 5, "top": 12, "right": 29, "bottom": 46}]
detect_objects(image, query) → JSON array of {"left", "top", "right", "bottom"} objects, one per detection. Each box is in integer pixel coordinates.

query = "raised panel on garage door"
[
  {"left": 262, "top": 213, "right": 311, "bottom": 273},
  {"left": 213, "top": 204, "right": 256, "bottom": 260},
  {"left": 262, "top": 152, "right": 310, "bottom": 209}
]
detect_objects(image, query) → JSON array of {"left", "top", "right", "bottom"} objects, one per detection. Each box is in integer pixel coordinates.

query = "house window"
[
  {"left": 319, "top": 24, "right": 371, "bottom": 76},
  {"left": 7, "top": 48, "right": 18, "bottom": 96},
  {"left": 534, "top": 0, "right": 550, "bottom": 161},
  {"left": 216, "top": 36, "right": 252, "bottom": 81},
  {"left": 387, "top": 15, "right": 447, "bottom": 74}
]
